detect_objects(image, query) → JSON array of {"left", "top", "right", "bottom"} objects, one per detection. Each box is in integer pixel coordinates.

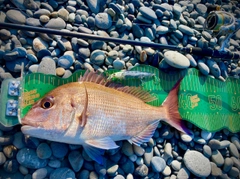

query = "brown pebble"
[
  {"left": 140, "top": 50, "right": 147, "bottom": 62},
  {"left": 40, "top": 15, "right": 50, "bottom": 23},
  {"left": 56, "top": 67, "right": 65, "bottom": 76}
]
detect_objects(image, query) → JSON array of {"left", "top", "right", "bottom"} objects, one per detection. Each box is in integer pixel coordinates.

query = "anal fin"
[{"left": 129, "top": 120, "right": 159, "bottom": 146}]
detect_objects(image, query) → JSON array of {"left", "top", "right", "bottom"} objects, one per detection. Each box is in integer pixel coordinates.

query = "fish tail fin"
[{"left": 161, "top": 78, "right": 189, "bottom": 134}]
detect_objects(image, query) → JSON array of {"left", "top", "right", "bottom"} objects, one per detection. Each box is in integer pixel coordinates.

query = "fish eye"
[{"left": 41, "top": 97, "right": 54, "bottom": 109}]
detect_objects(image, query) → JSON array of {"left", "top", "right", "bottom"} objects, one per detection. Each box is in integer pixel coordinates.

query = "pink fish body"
[{"left": 21, "top": 71, "right": 188, "bottom": 164}]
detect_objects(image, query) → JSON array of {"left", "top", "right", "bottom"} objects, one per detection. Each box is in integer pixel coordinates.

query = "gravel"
[{"left": 0, "top": 0, "right": 240, "bottom": 178}]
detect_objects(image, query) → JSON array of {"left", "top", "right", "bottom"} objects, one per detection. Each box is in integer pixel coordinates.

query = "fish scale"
[{"left": 81, "top": 82, "right": 161, "bottom": 140}]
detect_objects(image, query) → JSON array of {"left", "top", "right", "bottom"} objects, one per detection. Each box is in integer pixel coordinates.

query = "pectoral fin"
[
  {"left": 85, "top": 137, "right": 119, "bottom": 150},
  {"left": 83, "top": 137, "right": 119, "bottom": 164},
  {"left": 129, "top": 120, "right": 159, "bottom": 146},
  {"left": 83, "top": 145, "right": 105, "bottom": 164}
]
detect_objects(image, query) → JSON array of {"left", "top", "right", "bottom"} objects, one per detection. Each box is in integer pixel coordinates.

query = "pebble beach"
[{"left": 0, "top": 0, "right": 240, "bottom": 178}]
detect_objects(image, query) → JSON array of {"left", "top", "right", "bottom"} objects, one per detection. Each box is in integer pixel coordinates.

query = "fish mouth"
[
  {"left": 21, "top": 125, "right": 42, "bottom": 135},
  {"left": 21, "top": 125, "right": 64, "bottom": 142}
]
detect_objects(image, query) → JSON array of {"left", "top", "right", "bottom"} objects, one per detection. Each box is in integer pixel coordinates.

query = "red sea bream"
[{"left": 20, "top": 71, "right": 188, "bottom": 164}]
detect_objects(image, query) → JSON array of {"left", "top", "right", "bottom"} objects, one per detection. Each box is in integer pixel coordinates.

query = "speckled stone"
[
  {"left": 183, "top": 150, "right": 211, "bottom": 177},
  {"left": 37, "top": 56, "right": 56, "bottom": 75}
]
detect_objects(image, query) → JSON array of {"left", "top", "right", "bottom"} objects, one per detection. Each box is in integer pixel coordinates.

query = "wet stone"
[
  {"left": 37, "top": 143, "right": 52, "bottom": 159},
  {"left": 37, "top": 49, "right": 51, "bottom": 60},
  {"left": 57, "top": 55, "right": 74, "bottom": 69},
  {"left": 32, "top": 168, "right": 48, "bottom": 179},
  {"left": 3, "top": 159, "right": 19, "bottom": 173},
  {"left": 68, "top": 150, "right": 84, "bottom": 172},
  {"left": 3, "top": 145, "right": 17, "bottom": 159},
  {"left": 0, "top": 152, "right": 6, "bottom": 165},
  {"left": 113, "top": 59, "right": 125, "bottom": 70},
  {"left": 48, "top": 159, "right": 61, "bottom": 168},
  {"left": 49, "top": 167, "right": 75, "bottom": 179},
  {"left": 13, "top": 132, "right": 25, "bottom": 149},
  {"left": 78, "top": 47, "right": 91, "bottom": 59},
  {"left": 90, "top": 49, "right": 105, "bottom": 66},
  {"left": 19, "top": 165, "right": 28, "bottom": 175},
  {"left": 6, "top": 58, "right": 29, "bottom": 72},
  {"left": 16, "top": 148, "right": 47, "bottom": 169},
  {"left": 151, "top": 156, "right": 166, "bottom": 173},
  {"left": 51, "top": 142, "right": 69, "bottom": 158},
  {"left": 78, "top": 170, "right": 89, "bottom": 178}
]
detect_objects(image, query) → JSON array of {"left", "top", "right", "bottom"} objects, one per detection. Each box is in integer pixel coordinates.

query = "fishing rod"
[{"left": 0, "top": 22, "right": 239, "bottom": 60}]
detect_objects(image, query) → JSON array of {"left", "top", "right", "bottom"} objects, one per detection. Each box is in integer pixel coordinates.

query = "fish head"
[{"left": 20, "top": 85, "right": 83, "bottom": 142}]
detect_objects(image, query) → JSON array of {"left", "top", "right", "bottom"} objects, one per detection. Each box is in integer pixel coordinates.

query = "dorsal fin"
[{"left": 79, "top": 70, "right": 157, "bottom": 103}]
